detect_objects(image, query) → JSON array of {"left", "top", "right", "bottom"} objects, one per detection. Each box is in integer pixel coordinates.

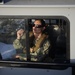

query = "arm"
[
  {"left": 13, "top": 29, "right": 26, "bottom": 50},
  {"left": 13, "top": 39, "right": 24, "bottom": 49}
]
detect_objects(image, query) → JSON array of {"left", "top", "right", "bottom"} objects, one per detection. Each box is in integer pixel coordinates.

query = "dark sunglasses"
[{"left": 33, "top": 24, "right": 44, "bottom": 28}]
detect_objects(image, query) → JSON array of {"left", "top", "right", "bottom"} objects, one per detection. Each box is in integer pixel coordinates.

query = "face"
[{"left": 32, "top": 20, "right": 44, "bottom": 34}]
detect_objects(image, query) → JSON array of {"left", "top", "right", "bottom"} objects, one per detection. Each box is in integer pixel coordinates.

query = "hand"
[
  {"left": 15, "top": 55, "right": 20, "bottom": 59},
  {"left": 17, "top": 29, "right": 24, "bottom": 39}
]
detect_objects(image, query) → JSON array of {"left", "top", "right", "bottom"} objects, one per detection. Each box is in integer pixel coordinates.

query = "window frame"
[{"left": 0, "top": 16, "right": 70, "bottom": 70}]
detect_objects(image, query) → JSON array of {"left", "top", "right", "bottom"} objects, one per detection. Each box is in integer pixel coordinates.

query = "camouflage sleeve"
[
  {"left": 13, "top": 39, "right": 24, "bottom": 49},
  {"left": 43, "top": 40, "right": 50, "bottom": 54},
  {"left": 13, "top": 34, "right": 26, "bottom": 50}
]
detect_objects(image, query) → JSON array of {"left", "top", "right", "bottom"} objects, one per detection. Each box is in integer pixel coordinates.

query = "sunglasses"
[{"left": 33, "top": 24, "right": 44, "bottom": 28}]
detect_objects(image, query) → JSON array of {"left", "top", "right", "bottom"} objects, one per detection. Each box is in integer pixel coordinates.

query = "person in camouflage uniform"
[{"left": 13, "top": 19, "right": 51, "bottom": 61}]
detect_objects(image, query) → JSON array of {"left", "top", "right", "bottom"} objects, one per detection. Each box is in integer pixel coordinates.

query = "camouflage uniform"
[{"left": 13, "top": 33, "right": 50, "bottom": 61}]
